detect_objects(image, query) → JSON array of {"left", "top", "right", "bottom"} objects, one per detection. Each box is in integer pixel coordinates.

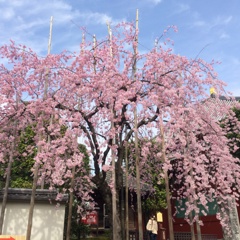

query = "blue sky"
[{"left": 0, "top": 0, "right": 239, "bottom": 96}]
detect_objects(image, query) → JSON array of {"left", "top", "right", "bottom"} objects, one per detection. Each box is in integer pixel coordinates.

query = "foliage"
[
  {"left": 78, "top": 144, "right": 91, "bottom": 175},
  {"left": 142, "top": 180, "right": 167, "bottom": 213},
  {"left": 10, "top": 125, "right": 36, "bottom": 188}
]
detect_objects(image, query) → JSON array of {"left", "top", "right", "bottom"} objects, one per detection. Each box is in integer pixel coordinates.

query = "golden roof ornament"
[{"left": 210, "top": 87, "right": 217, "bottom": 98}]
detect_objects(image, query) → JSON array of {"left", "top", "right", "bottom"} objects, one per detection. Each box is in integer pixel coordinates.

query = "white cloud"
[
  {"left": 79, "top": 12, "right": 112, "bottom": 25},
  {"left": 4, "top": 0, "right": 24, "bottom": 7},
  {"left": 148, "top": 0, "right": 163, "bottom": 5},
  {"left": 231, "top": 57, "right": 240, "bottom": 66},
  {"left": 176, "top": 3, "right": 190, "bottom": 13},
  {"left": 17, "top": 19, "right": 47, "bottom": 32},
  {"left": 0, "top": 0, "right": 122, "bottom": 30},
  {"left": 1, "top": 8, "right": 15, "bottom": 20},
  {"left": 23, "top": 1, "right": 72, "bottom": 17},
  {"left": 213, "top": 15, "right": 233, "bottom": 26},
  {"left": 192, "top": 15, "right": 233, "bottom": 33},
  {"left": 193, "top": 20, "right": 206, "bottom": 27},
  {"left": 0, "top": 0, "right": 125, "bottom": 55},
  {"left": 223, "top": 16, "right": 233, "bottom": 25},
  {"left": 141, "top": 0, "right": 163, "bottom": 5},
  {"left": 77, "top": 12, "right": 124, "bottom": 26},
  {"left": 219, "top": 32, "right": 230, "bottom": 39}
]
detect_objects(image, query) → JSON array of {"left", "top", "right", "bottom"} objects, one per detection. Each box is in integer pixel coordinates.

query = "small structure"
[{"left": 0, "top": 188, "right": 68, "bottom": 240}]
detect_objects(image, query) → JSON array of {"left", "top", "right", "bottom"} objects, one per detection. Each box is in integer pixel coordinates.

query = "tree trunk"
[
  {"left": 98, "top": 179, "right": 121, "bottom": 239},
  {"left": 0, "top": 140, "right": 15, "bottom": 234}
]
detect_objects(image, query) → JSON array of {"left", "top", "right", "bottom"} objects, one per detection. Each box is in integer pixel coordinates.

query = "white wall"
[{"left": 0, "top": 202, "right": 66, "bottom": 240}]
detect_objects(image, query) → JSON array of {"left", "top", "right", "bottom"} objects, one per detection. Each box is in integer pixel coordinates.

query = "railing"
[
  {"left": 128, "top": 230, "right": 217, "bottom": 240},
  {"left": 174, "top": 232, "right": 218, "bottom": 240}
]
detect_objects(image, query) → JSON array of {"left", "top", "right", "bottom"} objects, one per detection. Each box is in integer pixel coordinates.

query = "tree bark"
[{"left": 98, "top": 178, "right": 121, "bottom": 239}]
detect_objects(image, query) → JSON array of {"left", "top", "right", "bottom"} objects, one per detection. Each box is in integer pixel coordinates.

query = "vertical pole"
[
  {"left": 159, "top": 117, "right": 174, "bottom": 240},
  {"left": 121, "top": 134, "right": 125, "bottom": 240},
  {"left": 121, "top": 171, "right": 125, "bottom": 240},
  {"left": 41, "top": 15, "right": 53, "bottom": 190},
  {"left": 112, "top": 111, "right": 118, "bottom": 240},
  {"left": 43, "top": 16, "right": 53, "bottom": 96},
  {"left": 133, "top": 9, "right": 143, "bottom": 240},
  {"left": 155, "top": 37, "right": 174, "bottom": 240},
  {"left": 195, "top": 212, "right": 202, "bottom": 240},
  {"left": 189, "top": 205, "right": 196, "bottom": 240},
  {"left": 107, "top": 22, "right": 120, "bottom": 240},
  {"left": 26, "top": 16, "right": 53, "bottom": 240},
  {"left": 81, "top": 33, "right": 85, "bottom": 52},
  {"left": 125, "top": 129, "right": 129, "bottom": 240},
  {"left": 185, "top": 133, "right": 196, "bottom": 240},
  {"left": 66, "top": 166, "right": 76, "bottom": 240},
  {"left": 186, "top": 129, "right": 201, "bottom": 240},
  {"left": 48, "top": 16, "right": 53, "bottom": 55}
]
